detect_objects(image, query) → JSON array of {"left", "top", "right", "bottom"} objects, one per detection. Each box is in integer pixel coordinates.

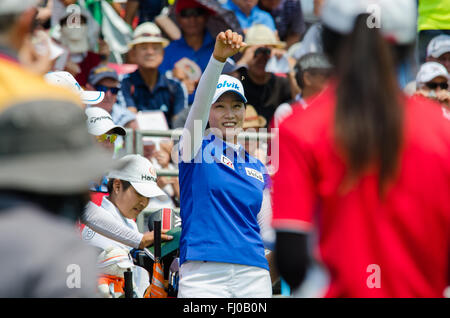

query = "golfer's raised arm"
[{"left": 180, "top": 30, "right": 246, "bottom": 162}]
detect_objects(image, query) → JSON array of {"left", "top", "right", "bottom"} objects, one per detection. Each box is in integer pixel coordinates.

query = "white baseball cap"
[
  {"left": 107, "top": 154, "right": 167, "bottom": 199},
  {"left": 44, "top": 71, "right": 104, "bottom": 105},
  {"left": 128, "top": 22, "right": 169, "bottom": 49},
  {"left": 416, "top": 62, "right": 449, "bottom": 84},
  {"left": 85, "top": 107, "right": 126, "bottom": 136},
  {"left": 427, "top": 35, "right": 450, "bottom": 58},
  {"left": 321, "top": 0, "right": 416, "bottom": 45},
  {"left": 0, "top": 0, "right": 37, "bottom": 15},
  {"left": 212, "top": 75, "right": 247, "bottom": 104}
]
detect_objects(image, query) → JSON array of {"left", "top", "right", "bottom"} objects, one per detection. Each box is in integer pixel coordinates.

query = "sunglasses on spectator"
[
  {"left": 425, "top": 82, "right": 449, "bottom": 90},
  {"left": 180, "top": 7, "right": 206, "bottom": 18},
  {"left": 254, "top": 47, "right": 272, "bottom": 57},
  {"left": 96, "top": 133, "right": 118, "bottom": 144},
  {"left": 94, "top": 85, "right": 120, "bottom": 95}
]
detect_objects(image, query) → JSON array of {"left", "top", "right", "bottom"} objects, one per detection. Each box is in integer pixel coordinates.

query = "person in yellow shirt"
[{"left": 417, "top": 0, "right": 450, "bottom": 63}]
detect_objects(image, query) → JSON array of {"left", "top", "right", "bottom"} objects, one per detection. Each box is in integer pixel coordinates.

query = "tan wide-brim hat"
[
  {"left": 243, "top": 24, "right": 286, "bottom": 50},
  {"left": 243, "top": 105, "right": 267, "bottom": 129},
  {"left": 128, "top": 22, "right": 170, "bottom": 49}
]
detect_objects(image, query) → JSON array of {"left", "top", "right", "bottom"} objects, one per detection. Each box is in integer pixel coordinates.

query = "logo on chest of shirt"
[
  {"left": 245, "top": 167, "right": 264, "bottom": 183},
  {"left": 221, "top": 154, "right": 234, "bottom": 170},
  {"left": 83, "top": 228, "right": 96, "bottom": 241}
]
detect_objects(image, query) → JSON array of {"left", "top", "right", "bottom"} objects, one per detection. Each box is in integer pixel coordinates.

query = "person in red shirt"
[{"left": 272, "top": 0, "right": 450, "bottom": 298}]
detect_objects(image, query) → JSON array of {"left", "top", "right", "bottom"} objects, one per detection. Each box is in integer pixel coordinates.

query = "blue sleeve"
[
  {"left": 172, "top": 80, "right": 188, "bottom": 116},
  {"left": 120, "top": 76, "right": 136, "bottom": 108},
  {"left": 262, "top": 12, "right": 276, "bottom": 31},
  {"left": 159, "top": 45, "right": 176, "bottom": 74}
]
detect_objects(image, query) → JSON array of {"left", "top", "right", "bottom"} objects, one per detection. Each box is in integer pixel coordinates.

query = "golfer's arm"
[
  {"left": 257, "top": 189, "right": 275, "bottom": 249},
  {"left": 180, "top": 56, "right": 225, "bottom": 162},
  {"left": 81, "top": 204, "right": 143, "bottom": 249}
]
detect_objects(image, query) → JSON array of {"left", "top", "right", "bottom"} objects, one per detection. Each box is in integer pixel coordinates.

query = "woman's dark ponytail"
[{"left": 323, "top": 14, "right": 404, "bottom": 196}]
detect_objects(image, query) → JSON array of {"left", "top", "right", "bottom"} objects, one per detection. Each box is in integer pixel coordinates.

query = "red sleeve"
[{"left": 271, "top": 121, "right": 316, "bottom": 233}]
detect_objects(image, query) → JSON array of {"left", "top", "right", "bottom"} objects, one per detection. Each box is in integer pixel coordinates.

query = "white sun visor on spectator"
[
  {"left": 321, "top": 0, "right": 417, "bottom": 45},
  {"left": 416, "top": 62, "right": 449, "bottom": 84},
  {"left": 107, "top": 154, "right": 167, "bottom": 199},
  {"left": 212, "top": 75, "right": 247, "bottom": 104},
  {"left": 44, "top": 71, "right": 105, "bottom": 105},
  {"left": 85, "top": 107, "right": 126, "bottom": 136}
]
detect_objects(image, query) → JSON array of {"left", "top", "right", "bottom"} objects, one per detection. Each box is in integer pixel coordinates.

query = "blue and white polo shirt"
[{"left": 178, "top": 133, "right": 269, "bottom": 270}]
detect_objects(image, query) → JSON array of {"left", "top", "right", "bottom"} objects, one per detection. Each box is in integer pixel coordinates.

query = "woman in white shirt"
[{"left": 82, "top": 154, "right": 172, "bottom": 297}]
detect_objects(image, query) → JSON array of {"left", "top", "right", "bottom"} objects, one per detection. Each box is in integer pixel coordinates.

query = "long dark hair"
[{"left": 322, "top": 14, "right": 405, "bottom": 196}]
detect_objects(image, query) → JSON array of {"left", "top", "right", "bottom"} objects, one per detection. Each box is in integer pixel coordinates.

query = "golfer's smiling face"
[{"left": 209, "top": 92, "right": 245, "bottom": 141}]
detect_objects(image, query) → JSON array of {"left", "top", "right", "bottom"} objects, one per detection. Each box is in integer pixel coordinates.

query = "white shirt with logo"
[{"left": 82, "top": 197, "right": 149, "bottom": 297}]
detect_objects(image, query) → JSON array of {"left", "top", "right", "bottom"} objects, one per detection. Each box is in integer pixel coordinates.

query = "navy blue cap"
[{"left": 88, "top": 65, "right": 119, "bottom": 85}]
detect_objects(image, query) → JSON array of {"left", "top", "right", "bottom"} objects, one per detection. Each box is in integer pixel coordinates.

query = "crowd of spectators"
[{"left": 1, "top": 0, "right": 450, "bottom": 298}]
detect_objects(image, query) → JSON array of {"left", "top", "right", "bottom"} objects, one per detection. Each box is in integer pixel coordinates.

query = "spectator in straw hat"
[
  {"left": 230, "top": 24, "right": 291, "bottom": 127},
  {"left": 121, "top": 22, "right": 187, "bottom": 128}
]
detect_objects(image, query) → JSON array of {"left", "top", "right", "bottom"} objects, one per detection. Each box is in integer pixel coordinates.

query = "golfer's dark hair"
[
  {"left": 107, "top": 179, "right": 132, "bottom": 195},
  {"left": 322, "top": 14, "right": 404, "bottom": 197}
]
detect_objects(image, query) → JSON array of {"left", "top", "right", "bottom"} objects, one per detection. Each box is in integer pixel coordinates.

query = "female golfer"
[
  {"left": 272, "top": 0, "right": 450, "bottom": 297},
  {"left": 82, "top": 154, "right": 172, "bottom": 297},
  {"left": 177, "top": 30, "right": 272, "bottom": 298}
]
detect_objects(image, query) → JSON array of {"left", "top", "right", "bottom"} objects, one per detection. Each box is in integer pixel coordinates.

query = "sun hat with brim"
[
  {"left": 128, "top": 22, "right": 170, "bottom": 49},
  {"left": 416, "top": 62, "right": 449, "bottom": 84},
  {"left": 212, "top": 74, "right": 247, "bottom": 104},
  {"left": 427, "top": 35, "right": 450, "bottom": 59},
  {"left": 85, "top": 107, "right": 126, "bottom": 136},
  {"left": 243, "top": 105, "right": 267, "bottom": 129},
  {"left": 107, "top": 154, "right": 167, "bottom": 199},
  {"left": 0, "top": 99, "right": 122, "bottom": 195},
  {"left": 0, "top": 0, "right": 37, "bottom": 14},
  {"left": 44, "top": 71, "right": 105, "bottom": 105},
  {"left": 243, "top": 24, "right": 286, "bottom": 49},
  {"left": 321, "top": 0, "right": 416, "bottom": 45}
]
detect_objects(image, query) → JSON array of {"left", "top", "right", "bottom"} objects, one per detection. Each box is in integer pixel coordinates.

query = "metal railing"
[{"left": 124, "top": 128, "right": 275, "bottom": 177}]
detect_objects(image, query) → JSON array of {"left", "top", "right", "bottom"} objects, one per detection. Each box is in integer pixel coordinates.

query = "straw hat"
[
  {"left": 243, "top": 105, "right": 267, "bottom": 128},
  {"left": 128, "top": 22, "right": 170, "bottom": 49},
  {"left": 244, "top": 24, "right": 286, "bottom": 49}
]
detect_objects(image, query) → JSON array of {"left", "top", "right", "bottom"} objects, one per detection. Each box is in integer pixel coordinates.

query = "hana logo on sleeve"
[
  {"left": 245, "top": 167, "right": 264, "bottom": 183},
  {"left": 221, "top": 154, "right": 234, "bottom": 170}
]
